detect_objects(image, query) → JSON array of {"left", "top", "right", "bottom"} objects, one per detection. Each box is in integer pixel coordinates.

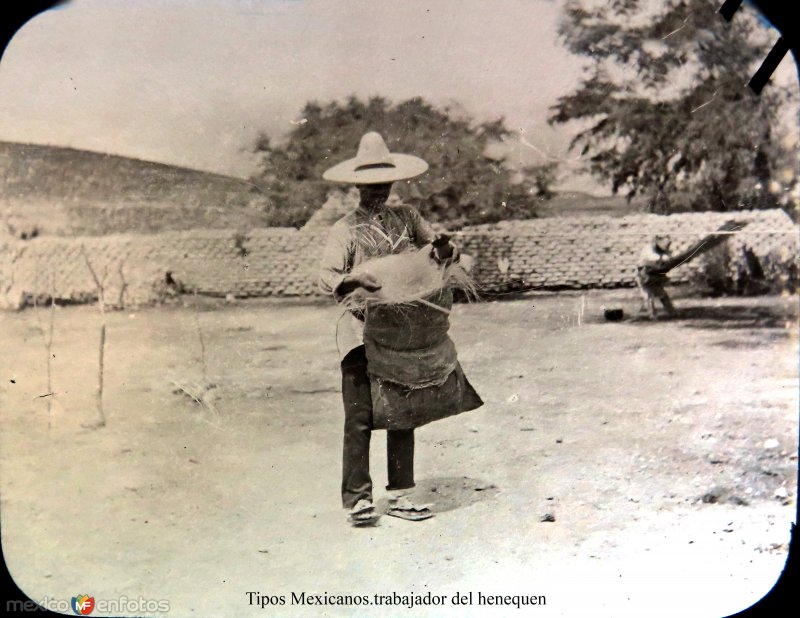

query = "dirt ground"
[{"left": 1, "top": 289, "right": 797, "bottom": 617}]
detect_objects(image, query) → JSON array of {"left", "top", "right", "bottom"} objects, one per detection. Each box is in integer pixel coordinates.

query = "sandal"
[
  {"left": 387, "top": 495, "right": 434, "bottom": 521},
  {"left": 347, "top": 499, "right": 380, "bottom": 526}
]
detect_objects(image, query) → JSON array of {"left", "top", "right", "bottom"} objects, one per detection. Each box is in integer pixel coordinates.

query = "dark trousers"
[{"left": 340, "top": 345, "right": 414, "bottom": 509}]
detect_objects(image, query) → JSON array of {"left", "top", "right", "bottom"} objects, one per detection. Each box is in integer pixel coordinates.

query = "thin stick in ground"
[
  {"left": 32, "top": 268, "right": 57, "bottom": 429},
  {"left": 194, "top": 312, "right": 208, "bottom": 384},
  {"left": 80, "top": 245, "right": 107, "bottom": 428}
]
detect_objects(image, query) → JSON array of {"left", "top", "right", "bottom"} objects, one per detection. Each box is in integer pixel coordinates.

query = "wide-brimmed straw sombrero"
[{"left": 323, "top": 132, "right": 429, "bottom": 184}]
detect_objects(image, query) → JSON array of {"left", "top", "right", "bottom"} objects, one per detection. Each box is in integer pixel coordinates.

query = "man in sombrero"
[{"left": 319, "top": 132, "right": 483, "bottom": 526}]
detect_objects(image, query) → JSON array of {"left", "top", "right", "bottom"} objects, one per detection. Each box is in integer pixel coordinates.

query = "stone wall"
[
  {"left": 1, "top": 209, "right": 796, "bottom": 310},
  {"left": 459, "top": 209, "right": 798, "bottom": 291}
]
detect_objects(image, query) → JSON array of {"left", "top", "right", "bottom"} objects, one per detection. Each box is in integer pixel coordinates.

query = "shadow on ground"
[
  {"left": 625, "top": 303, "right": 794, "bottom": 330},
  {"left": 375, "top": 476, "right": 500, "bottom": 514}
]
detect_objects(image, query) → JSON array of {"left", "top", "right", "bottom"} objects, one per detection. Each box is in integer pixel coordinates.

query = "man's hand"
[
  {"left": 338, "top": 272, "right": 383, "bottom": 295},
  {"left": 431, "top": 233, "right": 459, "bottom": 263}
]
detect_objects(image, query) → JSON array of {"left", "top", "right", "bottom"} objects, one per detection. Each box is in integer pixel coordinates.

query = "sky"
[{"left": 0, "top": 0, "right": 796, "bottom": 193}]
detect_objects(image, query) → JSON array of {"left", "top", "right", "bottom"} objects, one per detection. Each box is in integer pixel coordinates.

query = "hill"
[
  {"left": 534, "top": 191, "right": 646, "bottom": 218},
  {"left": 0, "top": 141, "right": 274, "bottom": 236},
  {"left": 1, "top": 141, "right": 647, "bottom": 237}
]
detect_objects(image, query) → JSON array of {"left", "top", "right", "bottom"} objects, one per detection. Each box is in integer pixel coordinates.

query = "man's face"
[{"left": 357, "top": 183, "right": 393, "bottom": 209}]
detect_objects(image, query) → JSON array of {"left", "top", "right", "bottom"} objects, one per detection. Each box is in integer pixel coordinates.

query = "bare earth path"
[{"left": 1, "top": 290, "right": 797, "bottom": 617}]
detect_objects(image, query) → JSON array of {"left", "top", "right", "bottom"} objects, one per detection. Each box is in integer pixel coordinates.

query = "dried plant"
[{"left": 344, "top": 245, "right": 479, "bottom": 315}]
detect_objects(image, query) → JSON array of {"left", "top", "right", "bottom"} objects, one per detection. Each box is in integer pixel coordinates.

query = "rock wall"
[{"left": 1, "top": 209, "right": 796, "bottom": 310}]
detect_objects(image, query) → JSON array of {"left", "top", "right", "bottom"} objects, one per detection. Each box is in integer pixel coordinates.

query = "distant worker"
[
  {"left": 633, "top": 221, "right": 748, "bottom": 320},
  {"left": 636, "top": 235, "right": 677, "bottom": 320}
]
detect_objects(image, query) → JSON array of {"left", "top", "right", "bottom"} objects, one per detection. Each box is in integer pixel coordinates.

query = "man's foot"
[
  {"left": 347, "top": 499, "right": 380, "bottom": 527},
  {"left": 387, "top": 494, "right": 434, "bottom": 521}
]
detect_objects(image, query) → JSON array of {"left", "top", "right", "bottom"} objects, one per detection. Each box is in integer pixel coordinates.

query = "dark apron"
[{"left": 362, "top": 289, "right": 483, "bottom": 430}]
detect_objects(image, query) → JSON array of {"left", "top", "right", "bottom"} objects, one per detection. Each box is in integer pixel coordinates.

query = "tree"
[
  {"left": 549, "top": 0, "right": 795, "bottom": 214},
  {"left": 525, "top": 162, "right": 559, "bottom": 200},
  {"left": 251, "top": 96, "right": 550, "bottom": 228}
]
